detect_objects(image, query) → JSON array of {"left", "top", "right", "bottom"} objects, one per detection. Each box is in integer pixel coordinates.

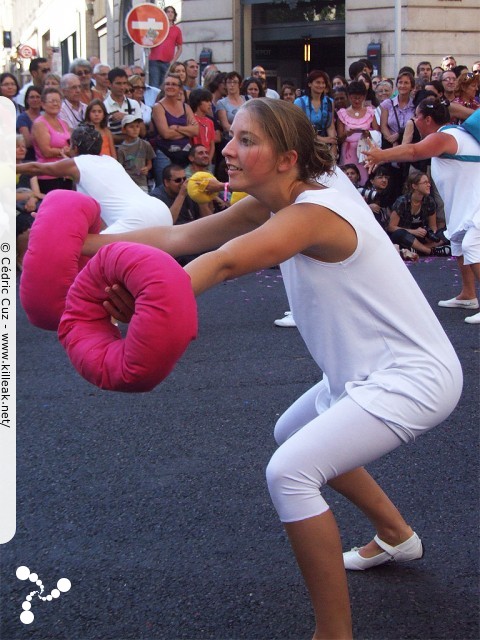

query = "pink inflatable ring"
[
  {"left": 20, "top": 191, "right": 102, "bottom": 331},
  {"left": 58, "top": 242, "right": 198, "bottom": 392}
]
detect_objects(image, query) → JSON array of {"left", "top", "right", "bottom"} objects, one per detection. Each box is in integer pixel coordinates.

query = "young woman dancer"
[{"left": 83, "top": 98, "right": 462, "bottom": 639}]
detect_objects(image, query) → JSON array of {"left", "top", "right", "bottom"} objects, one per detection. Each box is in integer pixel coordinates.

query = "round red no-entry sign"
[
  {"left": 18, "top": 44, "right": 36, "bottom": 59},
  {"left": 125, "top": 3, "right": 170, "bottom": 48}
]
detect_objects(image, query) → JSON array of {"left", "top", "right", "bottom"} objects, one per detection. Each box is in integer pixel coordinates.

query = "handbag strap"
[{"left": 391, "top": 99, "right": 402, "bottom": 131}]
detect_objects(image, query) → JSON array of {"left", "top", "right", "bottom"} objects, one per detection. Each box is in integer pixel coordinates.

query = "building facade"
[{"left": 1, "top": 0, "right": 479, "bottom": 90}]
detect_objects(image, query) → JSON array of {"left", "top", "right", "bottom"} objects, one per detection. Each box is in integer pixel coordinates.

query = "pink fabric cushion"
[
  {"left": 19, "top": 191, "right": 102, "bottom": 331},
  {"left": 58, "top": 242, "right": 198, "bottom": 392}
]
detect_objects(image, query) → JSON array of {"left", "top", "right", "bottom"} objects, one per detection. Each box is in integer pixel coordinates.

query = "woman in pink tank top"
[{"left": 31, "top": 88, "right": 73, "bottom": 193}]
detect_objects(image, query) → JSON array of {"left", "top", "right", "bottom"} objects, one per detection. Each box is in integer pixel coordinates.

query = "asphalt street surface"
[{"left": 1, "top": 255, "right": 478, "bottom": 640}]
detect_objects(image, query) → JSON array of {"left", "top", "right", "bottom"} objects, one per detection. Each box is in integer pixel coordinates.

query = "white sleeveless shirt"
[
  {"left": 280, "top": 188, "right": 462, "bottom": 440},
  {"left": 431, "top": 127, "right": 480, "bottom": 241}
]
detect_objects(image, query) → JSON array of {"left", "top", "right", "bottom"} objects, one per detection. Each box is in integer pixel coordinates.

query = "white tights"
[{"left": 266, "top": 383, "right": 403, "bottom": 523}]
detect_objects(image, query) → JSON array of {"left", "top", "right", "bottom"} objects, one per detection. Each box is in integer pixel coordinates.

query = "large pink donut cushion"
[
  {"left": 20, "top": 190, "right": 102, "bottom": 331},
  {"left": 58, "top": 242, "right": 198, "bottom": 392}
]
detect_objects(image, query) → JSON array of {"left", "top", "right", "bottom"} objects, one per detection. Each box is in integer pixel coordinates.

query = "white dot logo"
[{"left": 16, "top": 566, "right": 71, "bottom": 624}]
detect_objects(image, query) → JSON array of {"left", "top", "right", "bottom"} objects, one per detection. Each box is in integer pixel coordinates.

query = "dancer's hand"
[
  {"left": 363, "top": 139, "right": 383, "bottom": 173},
  {"left": 205, "top": 178, "right": 224, "bottom": 195},
  {"left": 104, "top": 284, "right": 135, "bottom": 323}
]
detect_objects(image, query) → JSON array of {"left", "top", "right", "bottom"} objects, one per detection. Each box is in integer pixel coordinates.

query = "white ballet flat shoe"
[
  {"left": 438, "top": 297, "right": 479, "bottom": 309},
  {"left": 465, "top": 312, "right": 480, "bottom": 324},
  {"left": 343, "top": 532, "right": 424, "bottom": 571}
]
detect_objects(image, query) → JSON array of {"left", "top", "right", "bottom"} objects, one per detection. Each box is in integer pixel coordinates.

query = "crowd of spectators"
[{"left": 11, "top": 49, "right": 479, "bottom": 271}]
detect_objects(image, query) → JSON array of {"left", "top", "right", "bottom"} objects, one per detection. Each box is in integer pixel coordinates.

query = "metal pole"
[
  {"left": 143, "top": 47, "right": 149, "bottom": 86},
  {"left": 394, "top": 0, "right": 402, "bottom": 75}
]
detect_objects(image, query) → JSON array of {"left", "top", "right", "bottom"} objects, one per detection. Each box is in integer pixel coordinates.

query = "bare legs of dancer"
[
  {"left": 282, "top": 467, "right": 415, "bottom": 640},
  {"left": 285, "top": 511, "right": 353, "bottom": 640},
  {"left": 455, "top": 257, "right": 478, "bottom": 300},
  {"left": 328, "top": 467, "right": 414, "bottom": 558}
]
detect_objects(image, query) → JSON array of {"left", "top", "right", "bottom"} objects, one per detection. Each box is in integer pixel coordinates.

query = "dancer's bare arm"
[
  {"left": 449, "top": 102, "right": 474, "bottom": 122},
  {"left": 184, "top": 202, "right": 357, "bottom": 296},
  {"left": 16, "top": 159, "right": 80, "bottom": 182},
  {"left": 105, "top": 200, "right": 357, "bottom": 319},
  {"left": 82, "top": 195, "right": 271, "bottom": 258},
  {"left": 364, "top": 131, "right": 458, "bottom": 169}
]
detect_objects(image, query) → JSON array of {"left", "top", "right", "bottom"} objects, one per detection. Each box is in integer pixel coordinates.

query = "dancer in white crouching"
[
  {"left": 16, "top": 125, "right": 173, "bottom": 233},
  {"left": 83, "top": 99, "right": 462, "bottom": 640}
]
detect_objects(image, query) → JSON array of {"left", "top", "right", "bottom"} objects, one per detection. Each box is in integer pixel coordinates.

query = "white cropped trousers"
[{"left": 266, "top": 383, "right": 404, "bottom": 523}]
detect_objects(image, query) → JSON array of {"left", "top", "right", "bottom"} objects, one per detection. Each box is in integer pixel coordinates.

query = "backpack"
[{"left": 439, "top": 109, "right": 480, "bottom": 162}]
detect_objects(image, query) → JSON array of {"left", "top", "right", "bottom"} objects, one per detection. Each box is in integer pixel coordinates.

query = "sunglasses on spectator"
[
  {"left": 132, "top": 85, "right": 145, "bottom": 89},
  {"left": 138, "top": 73, "right": 146, "bottom": 77},
  {"left": 76, "top": 70, "right": 91, "bottom": 76},
  {"left": 40, "top": 68, "right": 51, "bottom": 73},
  {"left": 169, "top": 176, "right": 187, "bottom": 183}
]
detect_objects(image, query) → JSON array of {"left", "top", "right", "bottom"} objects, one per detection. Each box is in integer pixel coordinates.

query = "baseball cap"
[{"left": 122, "top": 114, "right": 143, "bottom": 128}]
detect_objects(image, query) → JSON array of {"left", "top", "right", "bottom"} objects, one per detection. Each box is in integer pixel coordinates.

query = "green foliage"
[{"left": 256, "top": 1, "right": 346, "bottom": 25}]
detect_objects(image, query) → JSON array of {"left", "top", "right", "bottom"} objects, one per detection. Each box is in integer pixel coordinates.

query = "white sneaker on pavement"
[
  {"left": 274, "top": 311, "right": 297, "bottom": 328},
  {"left": 438, "top": 297, "right": 479, "bottom": 309}
]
